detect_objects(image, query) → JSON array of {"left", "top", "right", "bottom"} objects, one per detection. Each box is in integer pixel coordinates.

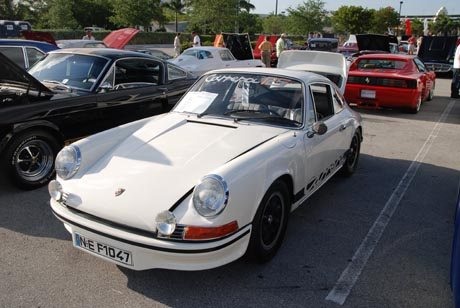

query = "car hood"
[
  {"left": 103, "top": 28, "right": 139, "bottom": 49},
  {"left": 67, "top": 113, "right": 287, "bottom": 231},
  {"left": 417, "top": 36, "right": 458, "bottom": 62},
  {"left": 21, "top": 30, "right": 57, "bottom": 46},
  {"left": 0, "top": 52, "right": 52, "bottom": 95},
  {"left": 356, "top": 34, "right": 391, "bottom": 52},
  {"left": 277, "top": 50, "right": 347, "bottom": 93}
]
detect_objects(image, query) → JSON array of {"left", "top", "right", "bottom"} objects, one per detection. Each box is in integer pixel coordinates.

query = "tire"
[
  {"left": 427, "top": 82, "right": 435, "bottom": 101},
  {"left": 3, "top": 130, "right": 60, "bottom": 190},
  {"left": 246, "top": 180, "right": 291, "bottom": 263},
  {"left": 408, "top": 95, "right": 422, "bottom": 114},
  {"left": 340, "top": 132, "right": 361, "bottom": 176}
]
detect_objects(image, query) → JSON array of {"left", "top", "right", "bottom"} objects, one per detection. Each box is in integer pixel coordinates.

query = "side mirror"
[{"left": 307, "top": 122, "right": 328, "bottom": 138}]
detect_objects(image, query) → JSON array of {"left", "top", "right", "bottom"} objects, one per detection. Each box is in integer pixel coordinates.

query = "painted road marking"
[{"left": 325, "top": 100, "right": 456, "bottom": 305}]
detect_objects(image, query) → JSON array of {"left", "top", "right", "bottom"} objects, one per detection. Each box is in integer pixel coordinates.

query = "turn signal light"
[{"left": 184, "top": 221, "right": 238, "bottom": 240}]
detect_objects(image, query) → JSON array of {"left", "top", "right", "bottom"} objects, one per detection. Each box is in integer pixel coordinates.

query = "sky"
[{"left": 249, "top": 0, "right": 459, "bottom": 16}]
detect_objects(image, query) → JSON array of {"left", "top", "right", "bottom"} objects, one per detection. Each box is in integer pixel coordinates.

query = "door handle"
[{"left": 339, "top": 124, "right": 347, "bottom": 131}]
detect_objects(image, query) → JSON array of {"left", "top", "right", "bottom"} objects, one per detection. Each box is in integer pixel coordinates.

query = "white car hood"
[
  {"left": 277, "top": 50, "right": 347, "bottom": 94},
  {"left": 67, "top": 113, "right": 286, "bottom": 231}
]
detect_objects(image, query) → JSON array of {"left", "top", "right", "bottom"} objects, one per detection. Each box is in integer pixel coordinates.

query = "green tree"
[
  {"left": 73, "top": 0, "right": 115, "bottom": 29},
  {"left": 370, "top": 6, "right": 399, "bottom": 34},
  {"left": 110, "top": 0, "right": 163, "bottom": 29},
  {"left": 45, "top": 0, "right": 78, "bottom": 29},
  {"left": 431, "top": 13, "right": 458, "bottom": 36},
  {"left": 0, "top": 0, "right": 14, "bottom": 19},
  {"left": 162, "top": 0, "right": 185, "bottom": 33},
  {"left": 332, "top": 5, "right": 373, "bottom": 34},
  {"left": 237, "top": 11, "right": 262, "bottom": 34},
  {"left": 262, "top": 14, "right": 287, "bottom": 35},
  {"left": 187, "top": 0, "right": 240, "bottom": 33},
  {"left": 285, "top": 0, "right": 327, "bottom": 35}
]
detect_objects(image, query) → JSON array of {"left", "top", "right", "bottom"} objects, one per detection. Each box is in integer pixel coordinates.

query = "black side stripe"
[
  {"left": 169, "top": 188, "right": 194, "bottom": 212},
  {"left": 293, "top": 189, "right": 305, "bottom": 203},
  {"left": 52, "top": 209, "right": 250, "bottom": 254}
]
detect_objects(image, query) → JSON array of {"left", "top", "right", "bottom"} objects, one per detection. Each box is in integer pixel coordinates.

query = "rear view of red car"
[{"left": 344, "top": 54, "right": 436, "bottom": 113}]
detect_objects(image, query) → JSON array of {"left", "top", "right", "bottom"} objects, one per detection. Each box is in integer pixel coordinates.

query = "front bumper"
[{"left": 51, "top": 199, "right": 251, "bottom": 271}]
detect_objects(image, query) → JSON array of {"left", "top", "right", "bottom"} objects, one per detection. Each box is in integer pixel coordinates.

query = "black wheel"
[
  {"left": 246, "top": 181, "right": 290, "bottom": 263},
  {"left": 340, "top": 132, "right": 361, "bottom": 176},
  {"left": 3, "top": 130, "right": 60, "bottom": 189},
  {"left": 408, "top": 95, "right": 422, "bottom": 114}
]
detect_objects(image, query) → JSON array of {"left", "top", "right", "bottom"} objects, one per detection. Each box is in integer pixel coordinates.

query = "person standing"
[
  {"left": 451, "top": 43, "right": 460, "bottom": 98},
  {"left": 258, "top": 36, "right": 273, "bottom": 67},
  {"left": 82, "top": 30, "right": 95, "bottom": 40},
  {"left": 192, "top": 31, "right": 201, "bottom": 47},
  {"left": 174, "top": 33, "right": 181, "bottom": 57},
  {"left": 407, "top": 35, "right": 416, "bottom": 55},
  {"left": 276, "top": 33, "right": 286, "bottom": 58}
]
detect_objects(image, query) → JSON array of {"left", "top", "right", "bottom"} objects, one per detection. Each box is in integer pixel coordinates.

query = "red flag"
[{"left": 405, "top": 19, "right": 412, "bottom": 36}]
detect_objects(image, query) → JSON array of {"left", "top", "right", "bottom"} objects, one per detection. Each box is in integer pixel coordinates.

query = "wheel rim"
[
  {"left": 14, "top": 139, "right": 54, "bottom": 182},
  {"left": 347, "top": 136, "right": 359, "bottom": 168},
  {"left": 260, "top": 191, "right": 285, "bottom": 250}
]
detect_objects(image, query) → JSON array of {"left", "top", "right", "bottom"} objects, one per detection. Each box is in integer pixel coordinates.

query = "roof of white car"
[
  {"left": 188, "top": 46, "right": 229, "bottom": 51},
  {"left": 206, "top": 67, "right": 332, "bottom": 84}
]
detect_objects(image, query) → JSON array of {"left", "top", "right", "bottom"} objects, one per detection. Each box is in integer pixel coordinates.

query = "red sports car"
[{"left": 345, "top": 54, "right": 436, "bottom": 113}]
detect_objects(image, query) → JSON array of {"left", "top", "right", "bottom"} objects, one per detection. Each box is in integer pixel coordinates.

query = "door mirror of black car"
[{"left": 307, "top": 122, "right": 328, "bottom": 138}]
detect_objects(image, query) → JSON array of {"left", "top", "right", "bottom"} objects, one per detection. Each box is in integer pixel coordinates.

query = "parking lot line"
[{"left": 325, "top": 100, "right": 456, "bottom": 305}]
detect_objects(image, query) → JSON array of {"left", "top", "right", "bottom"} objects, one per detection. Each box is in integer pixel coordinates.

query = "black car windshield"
[
  {"left": 29, "top": 53, "right": 109, "bottom": 91},
  {"left": 174, "top": 73, "right": 304, "bottom": 127}
]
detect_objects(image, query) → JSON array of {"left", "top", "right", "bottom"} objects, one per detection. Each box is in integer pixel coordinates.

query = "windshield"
[
  {"left": 357, "top": 59, "right": 407, "bottom": 70},
  {"left": 174, "top": 73, "right": 304, "bottom": 128},
  {"left": 29, "top": 53, "right": 109, "bottom": 91}
]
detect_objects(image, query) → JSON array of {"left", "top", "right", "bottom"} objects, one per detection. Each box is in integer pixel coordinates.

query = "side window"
[
  {"left": 414, "top": 58, "right": 426, "bottom": 72},
  {"left": 114, "top": 59, "right": 161, "bottom": 88},
  {"left": 167, "top": 64, "right": 187, "bottom": 80},
  {"left": 309, "top": 83, "right": 335, "bottom": 120},
  {"left": 333, "top": 88, "right": 344, "bottom": 113},
  {"left": 0, "top": 46, "right": 25, "bottom": 68},
  {"left": 25, "top": 47, "right": 45, "bottom": 68},
  {"left": 219, "top": 50, "right": 235, "bottom": 61},
  {"left": 197, "top": 50, "right": 213, "bottom": 60}
]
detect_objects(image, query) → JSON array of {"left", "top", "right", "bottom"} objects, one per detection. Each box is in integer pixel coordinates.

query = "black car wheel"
[
  {"left": 3, "top": 130, "right": 60, "bottom": 189},
  {"left": 246, "top": 180, "right": 290, "bottom": 263},
  {"left": 341, "top": 132, "right": 361, "bottom": 176},
  {"left": 409, "top": 95, "right": 422, "bottom": 114}
]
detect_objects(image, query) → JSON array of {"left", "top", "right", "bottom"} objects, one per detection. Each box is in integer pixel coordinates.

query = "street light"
[
  {"left": 275, "top": 0, "right": 278, "bottom": 16},
  {"left": 399, "top": 1, "right": 403, "bottom": 36}
]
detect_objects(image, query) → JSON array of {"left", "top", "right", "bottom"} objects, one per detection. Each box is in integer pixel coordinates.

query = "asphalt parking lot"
[{"left": 1, "top": 77, "right": 459, "bottom": 307}]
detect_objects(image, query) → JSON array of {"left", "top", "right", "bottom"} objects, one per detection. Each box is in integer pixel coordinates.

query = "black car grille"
[{"left": 347, "top": 76, "right": 417, "bottom": 89}]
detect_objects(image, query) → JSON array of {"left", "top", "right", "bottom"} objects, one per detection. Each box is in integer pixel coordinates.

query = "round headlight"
[
  {"left": 193, "top": 175, "right": 229, "bottom": 217},
  {"left": 48, "top": 180, "right": 63, "bottom": 201},
  {"left": 55, "top": 145, "right": 81, "bottom": 180},
  {"left": 155, "top": 211, "right": 176, "bottom": 236}
]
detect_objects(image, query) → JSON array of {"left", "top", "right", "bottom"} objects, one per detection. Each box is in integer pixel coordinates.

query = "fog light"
[
  {"left": 155, "top": 211, "right": 176, "bottom": 236},
  {"left": 48, "top": 180, "right": 63, "bottom": 201}
]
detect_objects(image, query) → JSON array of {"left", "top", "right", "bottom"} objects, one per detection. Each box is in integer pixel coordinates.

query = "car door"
[
  {"left": 96, "top": 57, "right": 168, "bottom": 129},
  {"left": 303, "top": 83, "right": 348, "bottom": 196}
]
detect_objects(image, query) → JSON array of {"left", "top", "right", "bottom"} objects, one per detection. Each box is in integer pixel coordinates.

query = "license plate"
[
  {"left": 74, "top": 233, "right": 133, "bottom": 266},
  {"left": 310, "top": 43, "right": 316, "bottom": 48},
  {"left": 361, "top": 89, "right": 376, "bottom": 99}
]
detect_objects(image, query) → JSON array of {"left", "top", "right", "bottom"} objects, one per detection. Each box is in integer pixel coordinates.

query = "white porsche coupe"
[{"left": 49, "top": 67, "right": 362, "bottom": 271}]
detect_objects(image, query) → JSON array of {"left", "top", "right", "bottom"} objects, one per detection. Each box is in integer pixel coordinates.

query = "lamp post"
[
  {"left": 275, "top": 0, "right": 278, "bottom": 16},
  {"left": 399, "top": 1, "right": 403, "bottom": 36}
]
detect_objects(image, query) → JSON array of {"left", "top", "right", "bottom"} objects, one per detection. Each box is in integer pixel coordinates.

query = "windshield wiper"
[{"left": 42, "top": 80, "right": 72, "bottom": 92}]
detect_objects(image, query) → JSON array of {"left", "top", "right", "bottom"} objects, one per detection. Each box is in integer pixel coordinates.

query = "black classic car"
[
  {"left": 417, "top": 36, "right": 458, "bottom": 74},
  {"left": 0, "top": 48, "right": 196, "bottom": 189}
]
